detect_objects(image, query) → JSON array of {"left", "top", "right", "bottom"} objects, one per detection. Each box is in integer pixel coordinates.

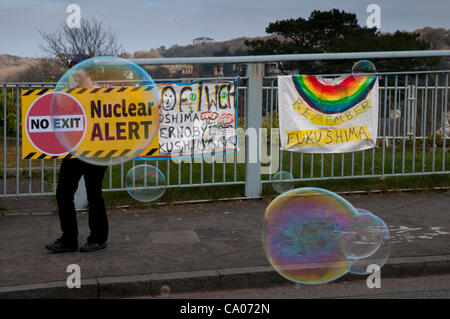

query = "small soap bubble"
[
  {"left": 272, "top": 171, "right": 294, "bottom": 194},
  {"left": 126, "top": 164, "right": 165, "bottom": 202},
  {"left": 160, "top": 285, "right": 170, "bottom": 296},
  {"left": 352, "top": 60, "right": 377, "bottom": 83}
]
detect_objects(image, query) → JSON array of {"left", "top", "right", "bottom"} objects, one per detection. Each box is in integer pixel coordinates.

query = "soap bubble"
[
  {"left": 160, "top": 285, "right": 171, "bottom": 296},
  {"left": 272, "top": 171, "right": 294, "bottom": 193},
  {"left": 341, "top": 209, "right": 388, "bottom": 260},
  {"left": 347, "top": 209, "right": 390, "bottom": 275},
  {"left": 349, "top": 239, "right": 391, "bottom": 275},
  {"left": 262, "top": 187, "right": 359, "bottom": 284},
  {"left": 126, "top": 164, "right": 166, "bottom": 202},
  {"left": 352, "top": 60, "right": 377, "bottom": 83},
  {"left": 51, "top": 56, "right": 159, "bottom": 166}
]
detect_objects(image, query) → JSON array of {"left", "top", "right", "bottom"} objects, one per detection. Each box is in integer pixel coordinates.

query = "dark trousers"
[{"left": 56, "top": 158, "right": 108, "bottom": 246}]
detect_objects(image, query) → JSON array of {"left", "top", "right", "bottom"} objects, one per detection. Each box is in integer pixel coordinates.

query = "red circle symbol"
[{"left": 26, "top": 92, "right": 86, "bottom": 156}]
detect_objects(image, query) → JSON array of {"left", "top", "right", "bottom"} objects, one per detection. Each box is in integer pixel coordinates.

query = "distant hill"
[
  {"left": 414, "top": 27, "right": 450, "bottom": 69},
  {"left": 159, "top": 37, "right": 253, "bottom": 58},
  {"left": 0, "top": 55, "right": 37, "bottom": 81}
]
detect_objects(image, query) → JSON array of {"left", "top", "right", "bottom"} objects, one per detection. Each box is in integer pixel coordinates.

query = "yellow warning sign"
[{"left": 22, "top": 88, "right": 159, "bottom": 160}]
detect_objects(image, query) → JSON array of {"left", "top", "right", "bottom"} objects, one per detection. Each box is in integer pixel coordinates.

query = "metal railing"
[
  {"left": 1, "top": 50, "right": 449, "bottom": 199},
  {"left": 261, "top": 71, "right": 449, "bottom": 191}
]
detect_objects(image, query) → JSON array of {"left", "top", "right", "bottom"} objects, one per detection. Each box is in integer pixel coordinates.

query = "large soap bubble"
[
  {"left": 126, "top": 164, "right": 166, "bottom": 202},
  {"left": 51, "top": 56, "right": 159, "bottom": 166},
  {"left": 262, "top": 187, "right": 359, "bottom": 284}
]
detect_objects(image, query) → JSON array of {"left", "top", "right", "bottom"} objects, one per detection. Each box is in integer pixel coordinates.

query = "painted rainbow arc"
[{"left": 292, "top": 75, "right": 376, "bottom": 114}]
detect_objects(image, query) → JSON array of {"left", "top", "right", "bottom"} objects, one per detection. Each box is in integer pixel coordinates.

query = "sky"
[{"left": 1, "top": 0, "right": 449, "bottom": 58}]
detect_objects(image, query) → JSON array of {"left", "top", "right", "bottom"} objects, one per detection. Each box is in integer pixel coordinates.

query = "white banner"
[
  {"left": 278, "top": 75, "right": 379, "bottom": 153},
  {"left": 142, "top": 79, "right": 238, "bottom": 159}
]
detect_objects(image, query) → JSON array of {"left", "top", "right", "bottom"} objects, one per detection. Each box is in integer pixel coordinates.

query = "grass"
[
  {"left": 0, "top": 200, "right": 7, "bottom": 212},
  {"left": 0, "top": 139, "right": 63, "bottom": 175}
]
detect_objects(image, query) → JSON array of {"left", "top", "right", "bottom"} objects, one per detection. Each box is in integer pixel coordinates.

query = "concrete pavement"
[
  {"left": 145, "top": 274, "right": 450, "bottom": 299},
  {"left": 0, "top": 190, "right": 449, "bottom": 298}
]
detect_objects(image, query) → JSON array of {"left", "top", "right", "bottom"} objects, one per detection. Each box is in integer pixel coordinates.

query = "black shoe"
[
  {"left": 45, "top": 238, "right": 78, "bottom": 253},
  {"left": 80, "top": 242, "right": 107, "bottom": 253}
]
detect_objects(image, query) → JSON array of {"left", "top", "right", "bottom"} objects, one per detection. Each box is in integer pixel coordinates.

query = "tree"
[
  {"left": 39, "top": 18, "right": 123, "bottom": 67},
  {"left": 245, "top": 9, "right": 438, "bottom": 74}
]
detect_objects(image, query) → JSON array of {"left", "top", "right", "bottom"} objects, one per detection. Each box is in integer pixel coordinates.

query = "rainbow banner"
[{"left": 278, "top": 75, "right": 378, "bottom": 153}]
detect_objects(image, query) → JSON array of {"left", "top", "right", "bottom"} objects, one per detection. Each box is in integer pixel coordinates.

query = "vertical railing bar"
[
  {"left": 387, "top": 89, "right": 392, "bottom": 136},
  {"left": 289, "top": 151, "right": 293, "bottom": 177},
  {"left": 432, "top": 74, "right": 439, "bottom": 172},
  {"left": 212, "top": 154, "right": 215, "bottom": 184},
  {"left": 310, "top": 153, "right": 313, "bottom": 178},
  {"left": 40, "top": 83, "right": 46, "bottom": 194},
  {"left": 201, "top": 153, "right": 204, "bottom": 184},
  {"left": 422, "top": 74, "right": 428, "bottom": 172},
  {"left": 16, "top": 85, "right": 19, "bottom": 195},
  {"left": 155, "top": 160, "right": 159, "bottom": 187},
  {"left": 279, "top": 84, "right": 283, "bottom": 177},
  {"left": 351, "top": 152, "right": 354, "bottom": 176},
  {"left": 269, "top": 79, "right": 274, "bottom": 180},
  {"left": 440, "top": 87, "right": 444, "bottom": 171},
  {"left": 361, "top": 150, "right": 365, "bottom": 175},
  {"left": 108, "top": 159, "right": 112, "bottom": 189},
  {"left": 421, "top": 84, "right": 425, "bottom": 136},
  {"left": 52, "top": 158, "right": 56, "bottom": 192},
  {"left": 41, "top": 158, "right": 44, "bottom": 193},
  {"left": 412, "top": 74, "right": 418, "bottom": 173},
  {"left": 120, "top": 162, "right": 124, "bottom": 189},
  {"left": 442, "top": 73, "right": 448, "bottom": 172},
  {"left": 391, "top": 75, "right": 398, "bottom": 174},
  {"left": 190, "top": 155, "right": 193, "bottom": 185},
  {"left": 3, "top": 84, "right": 6, "bottom": 195},
  {"left": 29, "top": 159, "right": 32, "bottom": 194},
  {"left": 371, "top": 143, "right": 375, "bottom": 175},
  {"left": 178, "top": 159, "right": 181, "bottom": 185},
  {"left": 401, "top": 75, "right": 408, "bottom": 173},
  {"left": 300, "top": 153, "right": 303, "bottom": 179},
  {"left": 222, "top": 152, "right": 226, "bottom": 183},
  {"left": 320, "top": 153, "right": 323, "bottom": 178},
  {"left": 233, "top": 150, "right": 237, "bottom": 182},
  {"left": 341, "top": 153, "right": 344, "bottom": 177},
  {"left": 131, "top": 159, "right": 136, "bottom": 189},
  {"left": 167, "top": 158, "right": 170, "bottom": 186},
  {"left": 381, "top": 76, "right": 388, "bottom": 175},
  {"left": 331, "top": 153, "right": 334, "bottom": 177},
  {"left": 143, "top": 161, "right": 147, "bottom": 189}
]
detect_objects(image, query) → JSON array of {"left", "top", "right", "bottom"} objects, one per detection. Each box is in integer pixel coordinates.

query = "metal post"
[{"left": 245, "top": 63, "right": 264, "bottom": 197}]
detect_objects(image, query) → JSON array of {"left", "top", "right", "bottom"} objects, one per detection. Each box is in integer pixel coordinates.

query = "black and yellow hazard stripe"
[
  {"left": 22, "top": 86, "right": 150, "bottom": 97},
  {"left": 22, "top": 148, "right": 158, "bottom": 160},
  {"left": 23, "top": 152, "right": 75, "bottom": 160}
]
